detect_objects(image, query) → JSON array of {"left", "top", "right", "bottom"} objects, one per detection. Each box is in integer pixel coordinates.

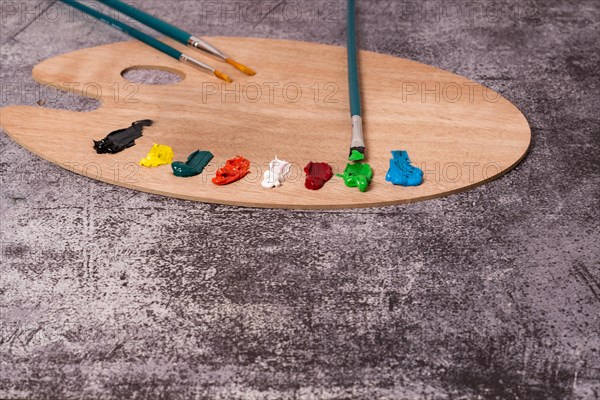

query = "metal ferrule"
[
  {"left": 351, "top": 115, "right": 365, "bottom": 148},
  {"left": 179, "top": 53, "right": 215, "bottom": 75},
  {"left": 187, "top": 36, "right": 228, "bottom": 61}
]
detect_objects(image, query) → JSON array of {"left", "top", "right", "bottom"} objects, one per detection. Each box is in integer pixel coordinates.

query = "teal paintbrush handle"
[
  {"left": 96, "top": 0, "right": 191, "bottom": 44},
  {"left": 59, "top": 0, "right": 182, "bottom": 60},
  {"left": 347, "top": 0, "right": 361, "bottom": 117}
]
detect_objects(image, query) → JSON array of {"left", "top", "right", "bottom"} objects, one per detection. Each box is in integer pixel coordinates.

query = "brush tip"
[
  {"left": 214, "top": 70, "right": 233, "bottom": 83},
  {"left": 349, "top": 148, "right": 365, "bottom": 161},
  {"left": 226, "top": 58, "right": 256, "bottom": 76}
]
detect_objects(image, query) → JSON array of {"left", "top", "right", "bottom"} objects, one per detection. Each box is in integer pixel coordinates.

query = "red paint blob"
[
  {"left": 212, "top": 156, "right": 251, "bottom": 185},
  {"left": 304, "top": 162, "right": 333, "bottom": 190}
]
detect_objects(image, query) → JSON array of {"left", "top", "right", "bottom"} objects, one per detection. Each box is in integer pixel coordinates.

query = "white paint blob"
[{"left": 262, "top": 156, "right": 291, "bottom": 189}]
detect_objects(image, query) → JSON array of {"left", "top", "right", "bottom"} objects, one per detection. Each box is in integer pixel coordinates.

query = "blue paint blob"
[{"left": 385, "top": 150, "right": 423, "bottom": 186}]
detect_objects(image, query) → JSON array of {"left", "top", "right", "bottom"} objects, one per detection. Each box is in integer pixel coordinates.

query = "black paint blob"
[{"left": 93, "top": 120, "right": 153, "bottom": 154}]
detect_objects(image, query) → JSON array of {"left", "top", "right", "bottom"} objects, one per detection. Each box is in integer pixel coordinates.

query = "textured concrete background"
[{"left": 1, "top": 0, "right": 599, "bottom": 399}]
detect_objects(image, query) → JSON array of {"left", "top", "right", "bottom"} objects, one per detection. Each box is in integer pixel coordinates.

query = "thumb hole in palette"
[{"left": 121, "top": 66, "right": 184, "bottom": 85}]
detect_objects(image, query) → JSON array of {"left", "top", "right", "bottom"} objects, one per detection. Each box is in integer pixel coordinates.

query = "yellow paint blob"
[{"left": 139, "top": 144, "right": 174, "bottom": 167}]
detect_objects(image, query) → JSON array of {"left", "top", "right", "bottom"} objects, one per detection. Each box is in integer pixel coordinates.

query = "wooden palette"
[{"left": 0, "top": 37, "right": 530, "bottom": 209}]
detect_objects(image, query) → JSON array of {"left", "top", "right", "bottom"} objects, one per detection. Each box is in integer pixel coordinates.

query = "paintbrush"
[
  {"left": 96, "top": 0, "right": 256, "bottom": 76},
  {"left": 347, "top": 0, "right": 365, "bottom": 161},
  {"left": 59, "top": 0, "right": 232, "bottom": 83}
]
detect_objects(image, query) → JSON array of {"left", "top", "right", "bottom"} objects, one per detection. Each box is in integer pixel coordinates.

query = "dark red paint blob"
[
  {"left": 212, "top": 156, "right": 251, "bottom": 185},
  {"left": 304, "top": 162, "right": 333, "bottom": 190}
]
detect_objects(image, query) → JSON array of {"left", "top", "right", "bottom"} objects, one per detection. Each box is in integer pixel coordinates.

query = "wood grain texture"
[{"left": 0, "top": 37, "right": 530, "bottom": 209}]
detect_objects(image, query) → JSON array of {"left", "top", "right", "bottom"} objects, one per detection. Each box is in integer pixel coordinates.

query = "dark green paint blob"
[
  {"left": 349, "top": 149, "right": 365, "bottom": 161},
  {"left": 337, "top": 162, "right": 373, "bottom": 192},
  {"left": 172, "top": 150, "right": 214, "bottom": 177}
]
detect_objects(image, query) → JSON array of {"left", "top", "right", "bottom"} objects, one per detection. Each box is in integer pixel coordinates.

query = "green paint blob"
[
  {"left": 337, "top": 162, "right": 373, "bottom": 192},
  {"left": 172, "top": 150, "right": 214, "bottom": 177},
  {"left": 349, "top": 149, "right": 365, "bottom": 161}
]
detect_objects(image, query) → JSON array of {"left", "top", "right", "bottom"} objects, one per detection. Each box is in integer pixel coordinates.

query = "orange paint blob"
[{"left": 212, "top": 156, "right": 251, "bottom": 185}]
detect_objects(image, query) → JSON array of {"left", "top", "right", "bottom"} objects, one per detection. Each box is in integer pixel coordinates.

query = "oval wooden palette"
[{"left": 0, "top": 37, "right": 530, "bottom": 209}]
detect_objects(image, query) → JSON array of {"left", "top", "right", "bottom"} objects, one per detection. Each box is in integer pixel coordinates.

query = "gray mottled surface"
[{"left": 1, "top": 1, "right": 599, "bottom": 399}]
